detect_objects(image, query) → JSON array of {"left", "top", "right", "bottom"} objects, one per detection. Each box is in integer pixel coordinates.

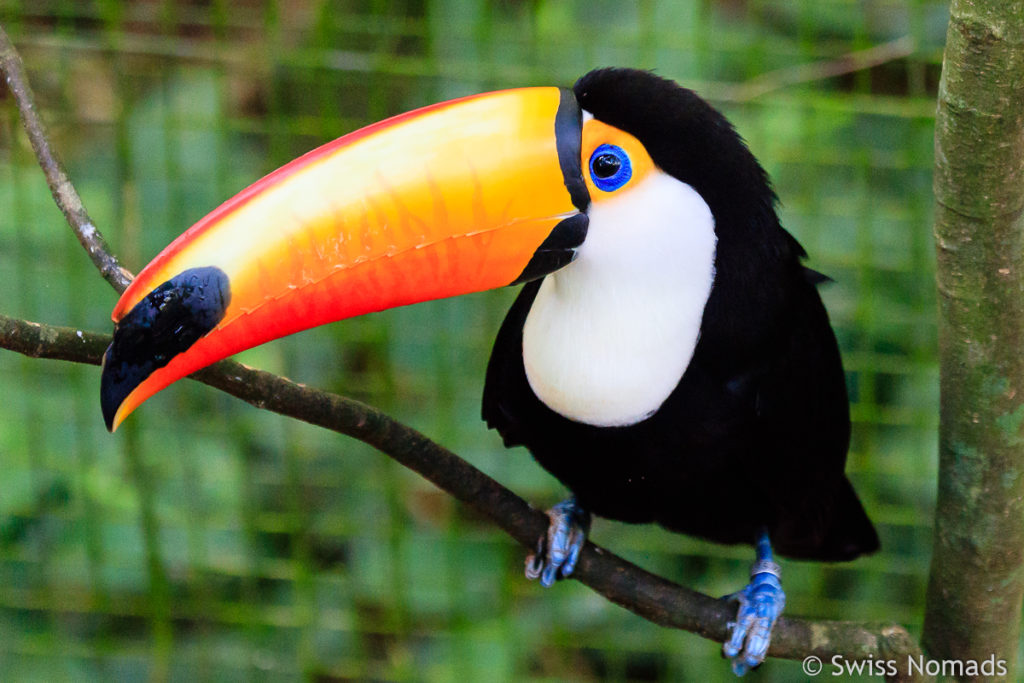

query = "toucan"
[{"left": 100, "top": 68, "right": 879, "bottom": 675}]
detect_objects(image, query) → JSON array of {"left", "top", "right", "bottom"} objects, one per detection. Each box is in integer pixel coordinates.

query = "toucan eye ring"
[{"left": 589, "top": 144, "right": 632, "bottom": 192}]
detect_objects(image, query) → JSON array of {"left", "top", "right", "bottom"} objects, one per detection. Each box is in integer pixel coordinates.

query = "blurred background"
[{"left": 0, "top": 1, "right": 947, "bottom": 681}]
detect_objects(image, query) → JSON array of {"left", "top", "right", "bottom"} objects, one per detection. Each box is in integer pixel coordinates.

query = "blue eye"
[{"left": 589, "top": 144, "right": 632, "bottom": 192}]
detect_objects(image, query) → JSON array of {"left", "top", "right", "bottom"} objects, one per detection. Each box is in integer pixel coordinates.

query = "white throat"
[{"left": 522, "top": 171, "right": 717, "bottom": 427}]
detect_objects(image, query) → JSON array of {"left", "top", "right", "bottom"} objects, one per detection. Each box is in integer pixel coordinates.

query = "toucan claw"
[
  {"left": 722, "top": 532, "right": 785, "bottom": 676},
  {"left": 525, "top": 497, "right": 591, "bottom": 587}
]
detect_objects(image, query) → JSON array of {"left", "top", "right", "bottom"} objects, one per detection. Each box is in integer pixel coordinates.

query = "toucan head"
[{"left": 101, "top": 68, "right": 786, "bottom": 431}]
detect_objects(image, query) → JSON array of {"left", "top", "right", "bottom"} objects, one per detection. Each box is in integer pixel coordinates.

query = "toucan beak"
[{"left": 101, "top": 86, "right": 589, "bottom": 431}]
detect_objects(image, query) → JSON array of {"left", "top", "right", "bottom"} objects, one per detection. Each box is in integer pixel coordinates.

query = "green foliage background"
[{"left": 0, "top": 1, "right": 947, "bottom": 680}]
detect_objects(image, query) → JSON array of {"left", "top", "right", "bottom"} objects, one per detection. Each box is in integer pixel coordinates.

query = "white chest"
[{"left": 522, "top": 172, "right": 717, "bottom": 427}]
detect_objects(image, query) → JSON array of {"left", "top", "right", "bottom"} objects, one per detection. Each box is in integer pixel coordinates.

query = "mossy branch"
[
  {"left": 0, "top": 23, "right": 926, "bottom": 681},
  {"left": 926, "top": 1, "right": 1024, "bottom": 675}
]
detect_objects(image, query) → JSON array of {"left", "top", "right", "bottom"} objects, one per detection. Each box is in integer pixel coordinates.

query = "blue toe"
[
  {"left": 723, "top": 532, "right": 786, "bottom": 675},
  {"left": 525, "top": 497, "right": 590, "bottom": 586}
]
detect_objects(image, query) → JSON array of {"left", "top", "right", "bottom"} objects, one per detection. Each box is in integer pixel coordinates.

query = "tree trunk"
[{"left": 925, "top": 1, "right": 1024, "bottom": 678}]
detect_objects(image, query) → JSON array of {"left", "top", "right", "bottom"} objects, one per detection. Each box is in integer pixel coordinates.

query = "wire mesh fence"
[{"left": 0, "top": 1, "right": 948, "bottom": 680}]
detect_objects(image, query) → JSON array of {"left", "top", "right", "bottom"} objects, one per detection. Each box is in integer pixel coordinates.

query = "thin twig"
[
  {"left": 711, "top": 36, "right": 917, "bottom": 102},
  {"left": 0, "top": 24, "right": 133, "bottom": 293},
  {"left": 0, "top": 313, "right": 927, "bottom": 680}
]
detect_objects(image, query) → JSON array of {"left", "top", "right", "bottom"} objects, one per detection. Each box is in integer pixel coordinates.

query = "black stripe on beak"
[
  {"left": 510, "top": 88, "right": 591, "bottom": 285},
  {"left": 510, "top": 213, "right": 589, "bottom": 285},
  {"left": 555, "top": 87, "right": 589, "bottom": 212}
]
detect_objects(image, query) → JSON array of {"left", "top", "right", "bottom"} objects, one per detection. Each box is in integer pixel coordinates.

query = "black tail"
[{"left": 775, "top": 477, "right": 879, "bottom": 562}]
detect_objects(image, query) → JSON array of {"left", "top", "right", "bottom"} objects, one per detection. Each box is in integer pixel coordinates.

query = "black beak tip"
[
  {"left": 100, "top": 346, "right": 116, "bottom": 431},
  {"left": 99, "top": 266, "right": 232, "bottom": 432},
  {"left": 100, "top": 343, "right": 138, "bottom": 432},
  {"left": 100, "top": 355, "right": 119, "bottom": 432}
]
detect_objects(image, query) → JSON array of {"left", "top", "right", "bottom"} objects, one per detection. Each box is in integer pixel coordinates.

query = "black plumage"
[{"left": 482, "top": 68, "right": 878, "bottom": 561}]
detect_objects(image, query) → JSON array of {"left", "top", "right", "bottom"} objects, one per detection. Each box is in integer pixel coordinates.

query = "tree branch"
[
  {"left": 926, "top": 1, "right": 1024, "bottom": 675},
  {"left": 0, "top": 313, "right": 925, "bottom": 678},
  {"left": 0, "top": 24, "right": 132, "bottom": 293},
  {"left": 0, "top": 25, "right": 926, "bottom": 680},
  {"left": 710, "top": 36, "right": 917, "bottom": 103}
]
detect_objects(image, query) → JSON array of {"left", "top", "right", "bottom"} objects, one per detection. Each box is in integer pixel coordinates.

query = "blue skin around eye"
[{"left": 589, "top": 144, "right": 632, "bottom": 192}]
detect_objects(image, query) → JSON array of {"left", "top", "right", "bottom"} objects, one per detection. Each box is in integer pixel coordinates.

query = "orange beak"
[{"left": 101, "top": 87, "right": 589, "bottom": 431}]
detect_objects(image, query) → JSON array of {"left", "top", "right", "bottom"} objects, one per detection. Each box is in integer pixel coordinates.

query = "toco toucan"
[{"left": 100, "top": 68, "right": 879, "bottom": 675}]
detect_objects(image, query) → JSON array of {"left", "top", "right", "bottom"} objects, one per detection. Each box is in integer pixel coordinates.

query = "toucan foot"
[
  {"left": 525, "top": 497, "right": 591, "bottom": 587},
  {"left": 723, "top": 532, "right": 785, "bottom": 676}
]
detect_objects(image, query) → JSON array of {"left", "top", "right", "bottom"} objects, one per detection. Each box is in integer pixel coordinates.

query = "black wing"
[
  {"left": 482, "top": 279, "right": 542, "bottom": 448},
  {"left": 749, "top": 274, "right": 879, "bottom": 560}
]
